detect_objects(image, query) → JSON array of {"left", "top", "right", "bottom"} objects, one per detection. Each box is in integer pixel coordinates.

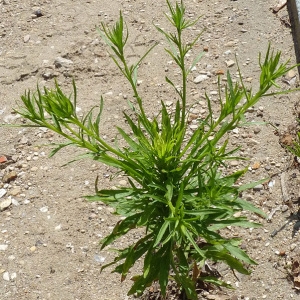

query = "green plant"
[{"left": 13, "top": 0, "right": 298, "bottom": 299}]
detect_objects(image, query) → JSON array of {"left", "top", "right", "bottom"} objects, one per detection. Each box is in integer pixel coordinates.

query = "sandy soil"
[{"left": 1, "top": 0, "right": 300, "bottom": 299}]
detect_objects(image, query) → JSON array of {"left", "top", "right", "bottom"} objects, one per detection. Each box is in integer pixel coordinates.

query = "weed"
[{"left": 14, "top": 0, "right": 298, "bottom": 298}]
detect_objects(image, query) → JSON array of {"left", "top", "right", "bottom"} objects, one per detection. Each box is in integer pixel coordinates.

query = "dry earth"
[{"left": 1, "top": 0, "right": 300, "bottom": 299}]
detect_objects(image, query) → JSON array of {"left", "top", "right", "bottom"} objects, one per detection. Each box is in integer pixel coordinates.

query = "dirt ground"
[{"left": 1, "top": 0, "right": 300, "bottom": 299}]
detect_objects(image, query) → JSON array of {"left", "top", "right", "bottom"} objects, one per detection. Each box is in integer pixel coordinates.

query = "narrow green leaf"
[
  {"left": 154, "top": 219, "right": 170, "bottom": 247},
  {"left": 224, "top": 243, "right": 257, "bottom": 265}
]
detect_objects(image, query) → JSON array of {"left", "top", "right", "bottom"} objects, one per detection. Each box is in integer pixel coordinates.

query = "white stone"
[
  {"left": 24, "top": 35, "right": 30, "bottom": 43},
  {"left": 40, "top": 206, "right": 48, "bottom": 213},
  {"left": 55, "top": 224, "right": 62, "bottom": 231},
  {"left": 189, "top": 124, "right": 198, "bottom": 131},
  {"left": 11, "top": 198, "right": 19, "bottom": 206},
  {"left": 0, "top": 189, "right": 7, "bottom": 198},
  {"left": 0, "top": 245, "right": 8, "bottom": 251},
  {"left": 225, "top": 60, "right": 235, "bottom": 67},
  {"left": 94, "top": 255, "right": 106, "bottom": 263},
  {"left": 3, "top": 272, "right": 9, "bottom": 281},
  {"left": 193, "top": 74, "right": 208, "bottom": 83},
  {"left": 54, "top": 57, "right": 73, "bottom": 68},
  {"left": 0, "top": 198, "right": 12, "bottom": 211}
]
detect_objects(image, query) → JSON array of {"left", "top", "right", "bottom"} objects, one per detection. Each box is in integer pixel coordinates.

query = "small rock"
[
  {"left": 0, "top": 245, "right": 8, "bottom": 251},
  {"left": 290, "top": 243, "right": 297, "bottom": 251},
  {"left": 54, "top": 57, "right": 74, "bottom": 68},
  {"left": 0, "top": 198, "right": 12, "bottom": 211},
  {"left": 3, "top": 272, "right": 9, "bottom": 281},
  {"left": 287, "top": 69, "right": 296, "bottom": 79},
  {"left": 119, "top": 180, "right": 127, "bottom": 186},
  {"left": 40, "top": 206, "right": 48, "bottom": 213},
  {"left": 280, "top": 133, "right": 293, "bottom": 146},
  {"left": 9, "top": 186, "right": 21, "bottom": 196},
  {"left": 94, "top": 254, "right": 106, "bottom": 263},
  {"left": 253, "top": 127, "right": 261, "bottom": 134},
  {"left": 230, "top": 160, "right": 239, "bottom": 166},
  {"left": 225, "top": 60, "right": 235, "bottom": 67},
  {"left": 23, "top": 35, "right": 31, "bottom": 43},
  {"left": 0, "top": 156, "right": 8, "bottom": 164},
  {"left": 247, "top": 138, "right": 260, "bottom": 146},
  {"left": 189, "top": 124, "right": 198, "bottom": 131},
  {"left": 10, "top": 273, "right": 16, "bottom": 281},
  {"left": 253, "top": 184, "right": 263, "bottom": 191},
  {"left": 11, "top": 198, "right": 19, "bottom": 206},
  {"left": 188, "top": 113, "right": 198, "bottom": 121},
  {"left": 43, "top": 72, "right": 54, "bottom": 80},
  {"left": 55, "top": 224, "right": 62, "bottom": 231},
  {"left": 268, "top": 180, "right": 275, "bottom": 188},
  {"left": 165, "top": 101, "right": 173, "bottom": 107},
  {"left": 20, "top": 136, "right": 28, "bottom": 144},
  {"left": 2, "top": 171, "right": 17, "bottom": 183},
  {"left": 0, "top": 189, "right": 7, "bottom": 198},
  {"left": 281, "top": 205, "right": 289, "bottom": 212},
  {"left": 224, "top": 41, "right": 236, "bottom": 47},
  {"left": 34, "top": 9, "right": 43, "bottom": 17},
  {"left": 30, "top": 246, "right": 36, "bottom": 252},
  {"left": 252, "top": 162, "right": 260, "bottom": 169},
  {"left": 232, "top": 128, "right": 239, "bottom": 134},
  {"left": 194, "top": 74, "right": 208, "bottom": 83}
]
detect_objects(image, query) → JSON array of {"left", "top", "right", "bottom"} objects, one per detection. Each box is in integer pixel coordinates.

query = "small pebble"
[
  {"left": 253, "top": 184, "right": 263, "bottom": 191},
  {"left": 94, "top": 255, "right": 106, "bottom": 263},
  {"left": 194, "top": 74, "right": 208, "bottom": 83},
  {"left": 0, "top": 245, "right": 8, "bottom": 251},
  {"left": 290, "top": 243, "right": 297, "bottom": 251},
  {"left": 118, "top": 180, "right": 127, "bottom": 186},
  {"left": 189, "top": 124, "right": 198, "bottom": 131},
  {"left": 0, "top": 198, "right": 12, "bottom": 211},
  {"left": 23, "top": 35, "right": 31, "bottom": 43},
  {"left": 3, "top": 272, "right": 9, "bottom": 281},
  {"left": 40, "top": 206, "right": 48, "bottom": 213},
  {"left": 0, "top": 189, "right": 7, "bottom": 198},
  {"left": 225, "top": 60, "right": 235, "bottom": 67},
  {"left": 55, "top": 224, "right": 62, "bottom": 231},
  {"left": 253, "top": 128, "right": 261, "bottom": 134}
]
